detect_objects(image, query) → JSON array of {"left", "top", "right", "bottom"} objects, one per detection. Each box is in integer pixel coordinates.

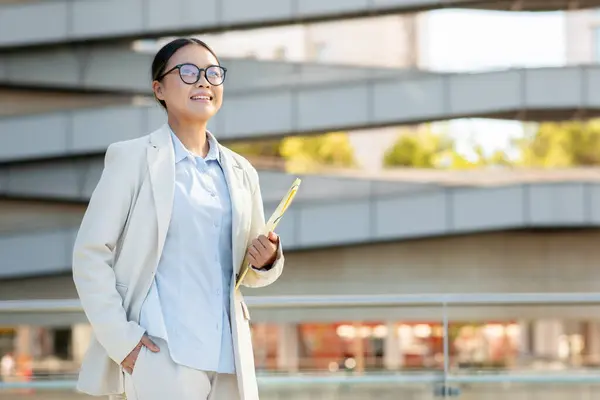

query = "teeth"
[{"left": 192, "top": 96, "right": 210, "bottom": 100}]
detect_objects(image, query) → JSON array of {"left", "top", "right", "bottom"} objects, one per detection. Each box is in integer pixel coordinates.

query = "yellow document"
[{"left": 234, "top": 178, "right": 301, "bottom": 291}]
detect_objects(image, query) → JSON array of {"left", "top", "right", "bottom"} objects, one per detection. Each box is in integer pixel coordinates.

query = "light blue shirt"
[{"left": 139, "top": 129, "right": 235, "bottom": 374}]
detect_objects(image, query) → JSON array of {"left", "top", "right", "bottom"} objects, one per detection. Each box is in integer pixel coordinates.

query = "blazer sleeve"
[
  {"left": 240, "top": 166, "right": 285, "bottom": 289},
  {"left": 72, "top": 142, "right": 145, "bottom": 365}
]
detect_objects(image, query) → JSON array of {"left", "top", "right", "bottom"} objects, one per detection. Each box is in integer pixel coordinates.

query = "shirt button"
[
  {"left": 210, "top": 192, "right": 216, "bottom": 197},
  {"left": 216, "top": 289, "right": 221, "bottom": 295}
]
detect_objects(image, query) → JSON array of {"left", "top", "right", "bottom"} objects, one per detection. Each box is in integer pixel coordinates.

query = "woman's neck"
[{"left": 168, "top": 116, "right": 209, "bottom": 157}]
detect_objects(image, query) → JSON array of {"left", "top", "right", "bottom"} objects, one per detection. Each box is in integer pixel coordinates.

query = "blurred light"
[
  {"left": 462, "top": 325, "right": 475, "bottom": 336},
  {"left": 344, "top": 357, "right": 357, "bottom": 369},
  {"left": 359, "top": 326, "right": 372, "bottom": 338},
  {"left": 484, "top": 324, "right": 505, "bottom": 338},
  {"left": 570, "top": 334, "right": 584, "bottom": 354},
  {"left": 336, "top": 325, "right": 355, "bottom": 339},
  {"left": 506, "top": 323, "right": 520, "bottom": 339},
  {"left": 328, "top": 361, "right": 339, "bottom": 372},
  {"left": 398, "top": 324, "right": 412, "bottom": 339},
  {"left": 558, "top": 334, "right": 570, "bottom": 359},
  {"left": 373, "top": 325, "right": 388, "bottom": 338},
  {"left": 414, "top": 324, "right": 432, "bottom": 338}
]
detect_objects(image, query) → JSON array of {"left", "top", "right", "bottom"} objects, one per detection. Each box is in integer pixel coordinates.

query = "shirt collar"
[{"left": 170, "top": 128, "right": 221, "bottom": 164}]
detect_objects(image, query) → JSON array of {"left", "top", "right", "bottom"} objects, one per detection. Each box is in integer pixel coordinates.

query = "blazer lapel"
[
  {"left": 148, "top": 126, "right": 175, "bottom": 260},
  {"left": 220, "top": 148, "right": 247, "bottom": 275}
]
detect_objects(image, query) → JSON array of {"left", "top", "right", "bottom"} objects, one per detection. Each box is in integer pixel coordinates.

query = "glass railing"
[{"left": 2, "top": 293, "right": 600, "bottom": 399}]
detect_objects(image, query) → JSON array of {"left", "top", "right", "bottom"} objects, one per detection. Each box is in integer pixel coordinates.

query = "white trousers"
[{"left": 121, "top": 337, "right": 239, "bottom": 400}]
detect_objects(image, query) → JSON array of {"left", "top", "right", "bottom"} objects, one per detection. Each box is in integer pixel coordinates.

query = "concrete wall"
[
  {"left": 2, "top": 66, "right": 600, "bottom": 162},
  {"left": 3, "top": 175, "right": 600, "bottom": 279},
  {"left": 267, "top": 229, "right": 600, "bottom": 296},
  {"left": 0, "top": 89, "right": 135, "bottom": 118},
  {"left": 565, "top": 9, "right": 597, "bottom": 64},
  {"left": 2, "top": 230, "right": 600, "bottom": 323},
  {"left": 0, "top": 0, "right": 583, "bottom": 49},
  {"left": 3, "top": 230, "right": 600, "bottom": 299},
  {"left": 0, "top": 200, "right": 85, "bottom": 234}
]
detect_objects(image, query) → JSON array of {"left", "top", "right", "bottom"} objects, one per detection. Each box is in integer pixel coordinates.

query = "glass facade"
[
  {"left": 245, "top": 319, "right": 597, "bottom": 374},
  {"left": 0, "top": 318, "right": 597, "bottom": 380}
]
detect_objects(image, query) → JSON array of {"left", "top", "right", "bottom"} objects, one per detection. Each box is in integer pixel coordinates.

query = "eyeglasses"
[{"left": 156, "top": 63, "right": 227, "bottom": 86}]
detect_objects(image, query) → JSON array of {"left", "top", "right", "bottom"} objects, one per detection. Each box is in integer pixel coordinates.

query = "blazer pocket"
[{"left": 240, "top": 301, "right": 251, "bottom": 321}]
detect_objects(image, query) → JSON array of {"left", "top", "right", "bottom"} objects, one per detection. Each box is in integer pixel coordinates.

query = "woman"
[{"left": 71, "top": 38, "right": 284, "bottom": 400}]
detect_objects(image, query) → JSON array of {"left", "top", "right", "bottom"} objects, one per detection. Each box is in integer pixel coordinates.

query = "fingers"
[
  {"left": 268, "top": 231, "right": 279, "bottom": 243},
  {"left": 257, "top": 232, "right": 279, "bottom": 245},
  {"left": 253, "top": 234, "right": 277, "bottom": 251},
  {"left": 121, "top": 336, "right": 159, "bottom": 375},
  {"left": 121, "top": 342, "right": 141, "bottom": 374},
  {"left": 247, "top": 244, "right": 260, "bottom": 266},
  {"left": 256, "top": 235, "right": 270, "bottom": 251},
  {"left": 121, "top": 355, "right": 135, "bottom": 375},
  {"left": 247, "top": 234, "right": 278, "bottom": 268},
  {"left": 141, "top": 335, "right": 160, "bottom": 352},
  {"left": 125, "top": 363, "right": 134, "bottom": 374}
]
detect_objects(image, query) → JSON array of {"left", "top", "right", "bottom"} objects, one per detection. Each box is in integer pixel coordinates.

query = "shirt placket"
[{"left": 198, "top": 160, "right": 226, "bottom": 331}]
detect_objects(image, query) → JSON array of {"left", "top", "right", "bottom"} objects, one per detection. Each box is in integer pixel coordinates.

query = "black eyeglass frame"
[{"left": 155, "top": 63, "right": 228, "bottom": 86}]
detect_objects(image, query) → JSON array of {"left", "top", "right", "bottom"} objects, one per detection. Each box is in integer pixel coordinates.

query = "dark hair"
[{"left": 151, "top": 38, "right": 220, "bottom": 110}]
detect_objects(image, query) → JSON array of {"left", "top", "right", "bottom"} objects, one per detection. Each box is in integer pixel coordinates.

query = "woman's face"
[{"left": 153, "top": 44, "right": 224, "bottom": 122}]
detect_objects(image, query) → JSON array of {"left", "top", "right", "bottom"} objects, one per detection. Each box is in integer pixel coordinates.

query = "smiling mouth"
[{"left": 190, "top": 95, "right": 213, "bottom": 101}]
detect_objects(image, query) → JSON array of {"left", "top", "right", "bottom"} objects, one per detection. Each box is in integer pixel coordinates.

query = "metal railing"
[
  {"left": 3, "top": 292, "right": 600, "bottom": 312},
  {"left": 2, "top": 292, "right": 600, "bottom": 397}
]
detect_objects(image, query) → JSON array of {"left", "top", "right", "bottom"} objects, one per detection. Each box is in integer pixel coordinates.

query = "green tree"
[
  {"left": 383, "top": 126, "right": 513, "bottom": 170},
  {"left": 228, "top": 132, "right": 356, "bottom": 173},
  {"left": 279, "top": 132, "right": 356, "bottom": 173},
  {"left": 516, "top": 120, "right": 600, "bottom": 167},
  {"left": 227, "top": 139, "right": 281, "bottom": 158},
  {"left": 471, "top": 145, "right": 512, "bottom": 168},
  {"left": 383, "top": 127, "right": 454, "bottom": 168}
]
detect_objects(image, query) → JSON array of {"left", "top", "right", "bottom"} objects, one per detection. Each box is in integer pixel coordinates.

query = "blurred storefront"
[
  {"left": 0, "top": 328, "right": 15, "bottom": 358},
  {"left": 250, "top": 319, "right": 598, "bottom": 373},
  {"left": 0, "top": 319, "right": 598, "bottom": 375}
]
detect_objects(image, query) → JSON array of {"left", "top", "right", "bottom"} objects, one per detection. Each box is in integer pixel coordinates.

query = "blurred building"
[
  {"left": 566, "top": 9, "right": 600, "bottom": 63},
  {"left": 1, "top": 0, "right": 600, "bottom": 378}
]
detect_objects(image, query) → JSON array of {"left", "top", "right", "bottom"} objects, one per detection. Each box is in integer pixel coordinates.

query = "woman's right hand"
[{"left": 121, "top": 334, "right": 160, "bottom": 374}]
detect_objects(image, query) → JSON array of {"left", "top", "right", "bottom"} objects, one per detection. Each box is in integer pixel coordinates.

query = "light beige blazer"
[{"left": 72, "top": 124, "right": 284, "bottom": 400}]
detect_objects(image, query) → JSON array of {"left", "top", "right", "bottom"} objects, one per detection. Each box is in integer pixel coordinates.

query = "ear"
[{"left": 152, "top": 81, "right": 165, "bottom": 101}]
